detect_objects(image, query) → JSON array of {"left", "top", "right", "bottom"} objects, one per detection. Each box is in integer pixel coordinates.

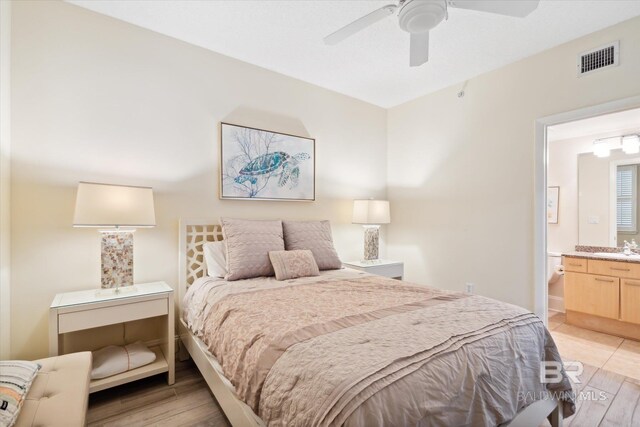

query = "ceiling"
[
  {"left": 548, "top": 107, "right": 640, "bottom": 142},
  {"left": 67, "top": 0, "right": 640, "bottom": 108}
]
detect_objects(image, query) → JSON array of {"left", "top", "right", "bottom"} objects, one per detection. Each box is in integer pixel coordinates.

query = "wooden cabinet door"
[
  {"left": 621, "top": 279, "right": 640, "bottom": 324},
  {"left": 565, "top": 272, "right": 620, "bottom": 319}
]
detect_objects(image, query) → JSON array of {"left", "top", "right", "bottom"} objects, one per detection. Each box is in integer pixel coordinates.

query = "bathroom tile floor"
[
  {"left": 548, "top": 312, "right": 640, "bottom": 382},
  {"left": 545, "top": 311, "right": 640, "bottom": 426}
]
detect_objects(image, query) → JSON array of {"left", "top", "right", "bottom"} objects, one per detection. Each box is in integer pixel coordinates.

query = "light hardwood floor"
[
  {"left": 88, "top": 316, "right": 640, "bottom": 426},
  {"left": 87, "top": 360, "right": 231, "bottom": 427}
]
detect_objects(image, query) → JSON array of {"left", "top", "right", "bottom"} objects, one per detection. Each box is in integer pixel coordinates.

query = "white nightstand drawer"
[{"left": 58, "top": 298, "right": 168, "bottom": 333}]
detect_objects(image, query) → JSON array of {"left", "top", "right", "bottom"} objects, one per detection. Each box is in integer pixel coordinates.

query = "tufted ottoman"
[{"left": 15, "top": 352, "right": 91, "bottom": 427}]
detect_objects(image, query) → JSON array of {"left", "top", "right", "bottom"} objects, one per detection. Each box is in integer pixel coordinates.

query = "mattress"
[{"left": 182, "top": 269, "right": 574, "bottom": 426}]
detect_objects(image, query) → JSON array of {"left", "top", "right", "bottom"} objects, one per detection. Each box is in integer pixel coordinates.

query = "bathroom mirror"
[{"left": 578, "top": 149, "right": 640, "bottom": 247}]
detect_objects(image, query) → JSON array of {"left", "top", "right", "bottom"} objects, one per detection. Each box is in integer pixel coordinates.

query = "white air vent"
[{"left": 578, "top": 41, "right": 619, "bottom": 76}]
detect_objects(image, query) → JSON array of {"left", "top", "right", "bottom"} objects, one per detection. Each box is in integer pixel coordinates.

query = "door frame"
[{"left": 534, "top": 95, "right": 640, "bottom": 322}]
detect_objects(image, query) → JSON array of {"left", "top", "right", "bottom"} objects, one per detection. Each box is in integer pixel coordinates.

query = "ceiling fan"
[{"left": 323, "top": 0, "right": 540, "bottom": 67}]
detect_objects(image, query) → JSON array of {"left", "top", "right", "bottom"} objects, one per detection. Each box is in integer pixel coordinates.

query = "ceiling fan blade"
[
  {"left": 447, "top": 0, "right": 540, "bottom": 17},
  {"left": 324, "top": 4, "right": 397, "bottom": 45},
  {"left": 410, "top": 32, "right": 429, "bottom": 67}
]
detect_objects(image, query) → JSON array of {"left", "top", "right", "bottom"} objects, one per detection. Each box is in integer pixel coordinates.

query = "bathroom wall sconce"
[
  {"left": 593, "top": 138, "right": 612, "bottom": 158},
  {"left": 622, "top": 134, "right": 640, "bottom": 154},
  {"left": 593, "top": 134, "right": 640, "bottom": 157}
]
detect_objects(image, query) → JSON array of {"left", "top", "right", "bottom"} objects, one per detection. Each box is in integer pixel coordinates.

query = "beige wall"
[
  {"left": 10, "top": 1, "right": 388, "bottom": 359},
  {"left": 387, "top": 16, "right": 640, "bottom": 310},
  {"left": 579, "top": 150, "right": 615, "bottom": 247},
  {"left": 547, "top": 136, "right": 593, "bottom": 254},
  {"left": 1, "top": 0, "right": 11, "bottom": 359}
]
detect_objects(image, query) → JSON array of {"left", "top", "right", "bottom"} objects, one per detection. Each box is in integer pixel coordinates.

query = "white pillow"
[
  {"left": 204, "top": 241, "right": 227, "bottom": 278},
  {"left": 91, "top": 342, "right": 156, "bottom": 380}
]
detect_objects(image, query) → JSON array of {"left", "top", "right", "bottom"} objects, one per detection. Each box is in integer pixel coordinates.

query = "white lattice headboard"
[{"left": 178, "top": 219, "right": 223, "bottom": 303}]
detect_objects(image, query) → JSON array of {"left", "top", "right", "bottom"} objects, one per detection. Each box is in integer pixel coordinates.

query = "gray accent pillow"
[
  {"left": 282, "top": 220, "right": 342, "bottom": 270},
  {"left": 221, "top": 218, "right": 284, "bottom": 281},
  {"left": 269, "top": 250, "right": 320, "bottom": 281}
]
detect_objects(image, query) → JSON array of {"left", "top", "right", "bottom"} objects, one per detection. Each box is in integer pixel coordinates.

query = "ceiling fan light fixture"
[{"left": 398, "top": 0, "right": 447, "bottom": 34}]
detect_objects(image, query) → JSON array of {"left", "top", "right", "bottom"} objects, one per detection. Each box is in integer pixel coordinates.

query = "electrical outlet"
[{"left": 465, "top": 283, "right": 475, "bottom": 294}]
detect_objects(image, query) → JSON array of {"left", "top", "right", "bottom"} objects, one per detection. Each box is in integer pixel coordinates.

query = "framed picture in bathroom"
[{"left": 547, "top": 186, "right": 559, "bottom": 224}]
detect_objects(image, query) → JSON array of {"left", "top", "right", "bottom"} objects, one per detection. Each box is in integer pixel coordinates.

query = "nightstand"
[
  {"left": 343, "top": 260, "right": 404, "bottom": 279},
  {"left": 49, "top": 282, "right": 175, "bottom": 393}
]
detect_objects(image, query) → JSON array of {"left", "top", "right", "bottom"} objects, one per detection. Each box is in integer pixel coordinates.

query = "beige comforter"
[{"left": 183, "top": 269, "right": 574, "bottom": 426}]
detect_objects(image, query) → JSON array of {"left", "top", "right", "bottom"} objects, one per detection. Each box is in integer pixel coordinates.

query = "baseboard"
[
  {"left": 566, "top": 310, "right": 640, "bottom": 341},
  {"left": 548, "top": 295, "right": 565, "bottom": 313}
]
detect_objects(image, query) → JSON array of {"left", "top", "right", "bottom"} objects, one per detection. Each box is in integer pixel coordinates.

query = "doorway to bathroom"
[
  {"left": 546, "top": 107, "right": 640, "bottom": 314},
  {"left": 535, "top": 98, "right": 640, "bottom": 408}
]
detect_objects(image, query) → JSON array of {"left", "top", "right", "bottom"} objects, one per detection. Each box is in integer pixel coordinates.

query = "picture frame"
[
  {"left": 547, "top": 186, "right": 559, "bottom": 224},
  {"left": 219, "top": 122, "right": 315, "bottom": 201}
]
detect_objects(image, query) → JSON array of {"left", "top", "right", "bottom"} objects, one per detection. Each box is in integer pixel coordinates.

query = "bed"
[{"left": 178, "top": 220, "right": 574, "bottom": 426}]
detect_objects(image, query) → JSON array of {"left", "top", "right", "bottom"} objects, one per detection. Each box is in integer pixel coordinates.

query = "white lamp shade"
[
  {"left": 352, "top": 199, "right": 390, "bottom": 225},
  {"left": 73, "top": 182, "right": 156, "bottom": 227}
]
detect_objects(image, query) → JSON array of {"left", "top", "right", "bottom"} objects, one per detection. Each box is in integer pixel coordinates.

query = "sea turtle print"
[{"left": 234, "top": 151, "right": 310, "bottom": 189}]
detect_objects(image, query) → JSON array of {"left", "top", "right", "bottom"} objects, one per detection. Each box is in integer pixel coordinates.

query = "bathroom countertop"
[{"left": 563, "top": 251, "right": 640, "bottom": 263}]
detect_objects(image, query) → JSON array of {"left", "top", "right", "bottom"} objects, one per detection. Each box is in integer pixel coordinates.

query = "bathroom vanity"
[{"left": 563, "top": 252, "right": 640, "bottom": 340}]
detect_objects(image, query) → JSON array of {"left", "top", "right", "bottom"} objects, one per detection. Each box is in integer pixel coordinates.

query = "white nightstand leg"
[{"left": 161, "top": 292, "right": 176, "bottom": 385}]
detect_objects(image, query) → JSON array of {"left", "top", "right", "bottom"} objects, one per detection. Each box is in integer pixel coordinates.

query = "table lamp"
[
  {"left": 73, "top": 182, "right": 156, "bottom": 292},
  {"left": 352, "top": 199, "right": 390, "bottom": 262}
]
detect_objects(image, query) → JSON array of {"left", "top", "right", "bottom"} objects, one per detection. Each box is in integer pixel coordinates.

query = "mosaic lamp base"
[
  {"left": 363, "top": 225, "right": 380, "bottom": 261},
  {"left": 101, "top": 231, "right": 134, "bottom": 291}
]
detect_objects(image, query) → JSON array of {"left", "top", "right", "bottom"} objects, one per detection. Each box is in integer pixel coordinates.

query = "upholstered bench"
[{"left": 15, "top": 352, "right": 91, "bottom": 427}]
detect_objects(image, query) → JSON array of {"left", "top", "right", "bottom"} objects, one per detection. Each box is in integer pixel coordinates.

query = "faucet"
[{"left": 623, "top": 241, "right": 633, "bottom": 255}]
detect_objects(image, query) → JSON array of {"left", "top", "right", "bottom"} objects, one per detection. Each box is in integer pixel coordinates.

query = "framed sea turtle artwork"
[{"left": 219, "top": 122, "right": 315, "bottom": 201}]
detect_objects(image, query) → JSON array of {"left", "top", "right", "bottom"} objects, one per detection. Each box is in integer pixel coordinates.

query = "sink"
[{"left": 593, "top": 252, "right": 640, "bottom": 261}]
